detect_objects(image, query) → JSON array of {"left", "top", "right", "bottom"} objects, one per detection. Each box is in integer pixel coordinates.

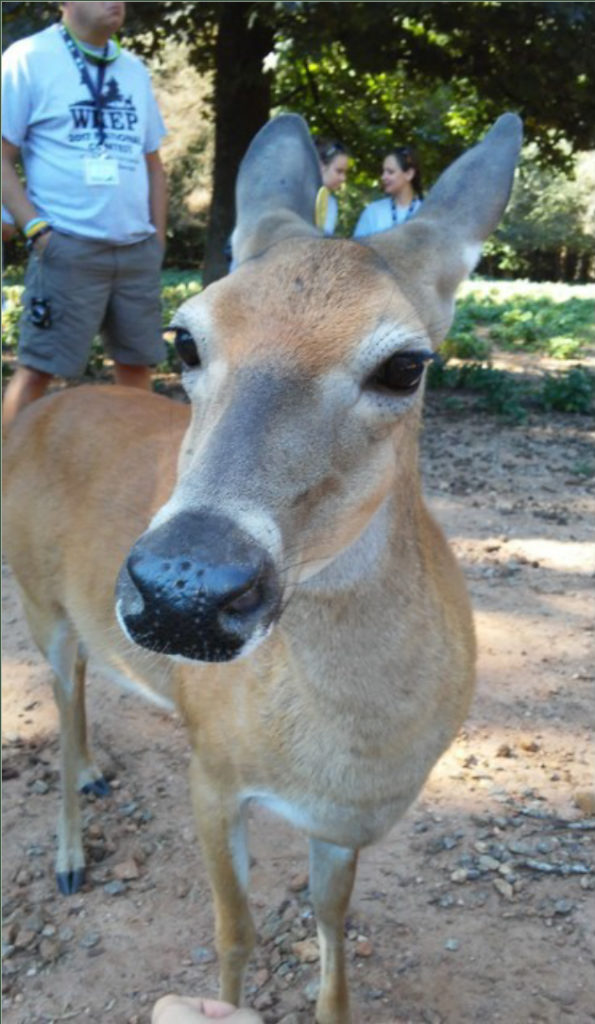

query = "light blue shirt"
[{"left": 353, "top": 196, "right": 422, "bottom": 239}]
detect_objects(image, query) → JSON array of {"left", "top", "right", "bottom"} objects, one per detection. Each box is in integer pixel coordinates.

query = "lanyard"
[
  {"left": 60, "top": 25, "right": 110, "bottom": 150},
  {"left": 391, "top": 198, "right": 417, "bottom": 225}
]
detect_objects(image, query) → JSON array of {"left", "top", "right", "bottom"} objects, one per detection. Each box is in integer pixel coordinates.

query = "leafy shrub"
[
  {"left": 545, "top": 336, "right": 585, "bottom": 360},
  {"left": 453, "top": 282, "right": 594, "bottom": 359},
  {"left": 441, "top": 330, "right": 491, "bottom": 360},
  {"left": 538, "top": 367, "right": 594, "bottom": 414}
]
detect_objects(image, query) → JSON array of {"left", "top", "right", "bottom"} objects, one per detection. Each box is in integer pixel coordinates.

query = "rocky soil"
[{"left": 2, "top": 388, "right": 594, "bottom": 1024}]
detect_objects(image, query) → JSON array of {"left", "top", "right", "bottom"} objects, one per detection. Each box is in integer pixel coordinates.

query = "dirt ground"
[{"left": 2, "top": 382, "right": 594, "bottom": 1024}]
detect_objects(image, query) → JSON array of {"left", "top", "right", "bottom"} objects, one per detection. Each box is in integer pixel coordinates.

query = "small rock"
[
  {"left": 103, "top": 879, "right": 127, "bottom": 897},
  {"left": 39, "top": 938, "right": 61, "bottom": 962},
  {"left": 496, "top": 743, "right": 514, "bottom": 758},
  {"left": 79, "top": 931, "right": 101, "bottom": 949},
  {"left": 87, "top": 824, "right": 104, "bottom": 840},
  {"left": 254, "top": 968, "right": 270, "bottom": 988},
  {"left": 190, "top": 946, "right": 216, "bottom": 965},
  {"left": 292, "top": 938, "right": 319, "bottom": 963},
  {"left": 493, "top": 878, "right": 514, "bottom": 901},
  {"left": 574, "top": 791, "right": 595, "bottom": 816},
  {"left": 31, "top": 779, "right": 49, "bottom": 795},
  {"left": 478, "top": 855, "right": 501, "bottom": 872},
  {"left": 88, "top": 841, "right": 107, "bottom": 863},
  {"left": 444, "top": 938, "right": 459, "bottom": 952},
  {"left": 58, "top": 926, "right": 74, "bottom": 942},
  {"left": 2, "top": 923, "right": 18, "bottom": 946},
  {"left": 16, "top": 868, "right": 32, "bottom": 887},
  {"left": 520, "top": 738, "right": 541, "bottom": 753},
  {"left": 554, "top": 899, "right": 574, "bottom": 916},
  {"left": 113, "top": 858, "right": 140, "bottom": 881},
  {"left": 14, "top": 929, "right": 37, "bottom": 950},
  {"left": 118, "top": 801, "right": 138, "bottom": 817},
  {"left": 24, "top": 911, "right": 45, "bottom": 934},
  {"left": 288, "top": 872, "right": 309, "bottom": 893},
  {"left": 304, "top": 978, "right": 320, "bottom": 1003},
  {"left": 450, "top": 868, "right": 469, "bottom": 883},
  {"left": 253, "top": 992, "right": 275, "bottom": 1012},
  {"left": 354, "top": 936, "right": 374, "bottom": 958}
]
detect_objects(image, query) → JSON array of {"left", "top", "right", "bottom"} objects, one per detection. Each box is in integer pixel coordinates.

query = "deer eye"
[
  {"left": 368, "top": 350, "right": 434, "bottom": 394},
  {"left": 164, "top": 326, "right": 201, "bottom": 368}
]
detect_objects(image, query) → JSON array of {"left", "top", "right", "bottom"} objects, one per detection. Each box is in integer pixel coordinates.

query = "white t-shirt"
[
  {"left": 353, "top": 196, "right": 422, "bottom": 239},
  {"left": 2, "top": 24, "right": 166, "bottom": 244}
]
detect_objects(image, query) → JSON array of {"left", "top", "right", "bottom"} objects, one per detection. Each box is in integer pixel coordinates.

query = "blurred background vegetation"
[
  {"left": 2, "top": 2, "right": 594, "bottom": 421},
  {"left": 2, "top": 1, "right": 595, "bottom": 283}
]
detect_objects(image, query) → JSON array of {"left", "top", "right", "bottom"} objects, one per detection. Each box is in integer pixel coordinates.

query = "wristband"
[
  {"left": 26, "top": 224, "right": 52, "bottom": 250},
  {"left": 23, "top": 217, "right": 48, "bottom": 238}
]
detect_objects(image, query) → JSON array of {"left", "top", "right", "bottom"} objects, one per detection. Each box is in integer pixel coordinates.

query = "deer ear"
[
  {"left": 232, "top": 114, "right": 322, "bottom": 265},
  {"left": 364, "top": 114, "right": 523, "bottom": 345}
]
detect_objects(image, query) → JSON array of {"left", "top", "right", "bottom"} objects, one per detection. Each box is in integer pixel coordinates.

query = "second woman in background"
[
  {"left": 353, "top": 145, "right": 423, "bottom": 238},
  {"left": 315, "top": 139, "right": 349, "bottom": 235}
]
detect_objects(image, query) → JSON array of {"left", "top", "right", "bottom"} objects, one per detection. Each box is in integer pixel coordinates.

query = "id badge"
[{"left": 84, "top": 157, "right": 119, "bottom": 186}]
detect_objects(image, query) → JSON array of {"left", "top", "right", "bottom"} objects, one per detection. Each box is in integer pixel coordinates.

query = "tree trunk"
[{"left": 202, "top": 4, "right": 274, "bottom": 286}]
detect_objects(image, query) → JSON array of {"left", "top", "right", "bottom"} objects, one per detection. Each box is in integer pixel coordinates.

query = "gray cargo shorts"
[{"left": 19, "top": 230, "right": 166, "bottom": 377}]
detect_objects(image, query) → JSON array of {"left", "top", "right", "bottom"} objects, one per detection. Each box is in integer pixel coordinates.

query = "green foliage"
[
  {"left": 481, "top": 148, "right": 595, "bottom": 282},
  {"left": 1, "top": 284, "right": 23, "bottom": 371},
  {"left": 427, "top": 281, "right": 595, "bottom": 421},
  {"left": 539, "top": 366, "right": 594, "bottom": 413},
  {"left": 428, "top": 361, "right": 530, "bottom": 423},
  {"left": 447, "top": 281, "right": 595, "bottom": 358},
  {"left": 159, "top": 271, "right": 203, "bottom": 373}
]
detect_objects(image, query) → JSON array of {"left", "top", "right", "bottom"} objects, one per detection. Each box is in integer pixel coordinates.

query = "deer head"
[{"left": 115, "top": 113, "right": 522, "bottom": 664}]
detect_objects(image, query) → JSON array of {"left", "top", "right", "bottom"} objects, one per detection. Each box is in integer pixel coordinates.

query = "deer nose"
[{"left": 115, "top": 510, "right": 282, "bottom": 662}]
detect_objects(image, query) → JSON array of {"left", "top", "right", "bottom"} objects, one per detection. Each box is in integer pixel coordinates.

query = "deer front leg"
[
  {"left": 309, "top": 838, "right": 358, "bottom": 1024},
  {"left": 43, "top": 615, "right": 110, "bottom": 894},
  {"left": 189, "top": 752, "right": 255, "bottom": 1006}
]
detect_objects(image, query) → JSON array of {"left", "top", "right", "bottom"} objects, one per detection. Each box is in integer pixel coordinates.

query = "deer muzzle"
[{"left": 115, "top": 510, "right": 282, "bottom": 662}]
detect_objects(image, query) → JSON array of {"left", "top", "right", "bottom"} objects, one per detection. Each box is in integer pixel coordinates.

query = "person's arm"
[
  {"left": 1, "top": 138, "right": 38, "bottom": 230},
  {"left": 145, "top": 149, "right": 167, "bottom": 249}
]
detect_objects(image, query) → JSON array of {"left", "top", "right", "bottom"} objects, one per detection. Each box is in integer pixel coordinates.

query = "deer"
[{"left": 2, "top": 112, "right": 522, "bottom": 1023}]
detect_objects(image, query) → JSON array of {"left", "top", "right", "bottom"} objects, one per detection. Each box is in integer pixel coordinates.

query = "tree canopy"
[{"left": 3, "top": 2, "right": 594, "bottom": 281}]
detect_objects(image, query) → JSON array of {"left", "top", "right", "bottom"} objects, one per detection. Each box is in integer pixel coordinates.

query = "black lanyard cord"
[{"left": 60, "top": 26, "right": 110, "bottom": 150}]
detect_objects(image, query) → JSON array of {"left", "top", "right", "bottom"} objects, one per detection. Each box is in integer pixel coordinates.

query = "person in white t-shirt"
[
  {"left": 314, "top": 138, "right": 350, "bottom": 235},
  {"left": 1, "top": 1, "right": 168, "bottom": 428},
  {"left": 353, "top": 144, "right": 423, "bottom": 239}
]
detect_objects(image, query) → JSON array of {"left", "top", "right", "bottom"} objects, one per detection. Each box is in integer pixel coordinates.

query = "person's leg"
[
  {"left": 2, "top": 365, "right": 52, "bottom": 429},
  {"left": 103, "top": 235, "right": 166, "bottom": 384},
  {"left": 113, "top": 362, "right": 152, "bottom": 390},
  {"left": 5, "top": 233, "right": 112, "bottom": 430}
]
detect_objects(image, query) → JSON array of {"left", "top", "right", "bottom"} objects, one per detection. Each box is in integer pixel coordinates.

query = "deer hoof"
[
  {"left": 80, "top": 776, "right": 111, "bottom": 797},
  {"left": 56, "top": 867, "right": 86, "bottom": 895}
]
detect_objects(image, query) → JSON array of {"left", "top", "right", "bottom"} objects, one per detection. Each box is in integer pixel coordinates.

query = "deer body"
[{"left": 3, "top": 113, "right": 521, "bottom": 1022}]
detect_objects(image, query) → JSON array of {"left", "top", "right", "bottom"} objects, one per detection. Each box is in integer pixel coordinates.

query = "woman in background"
[
  {"left": 353, "top": 145, "right": 423, "bottom": 238},
  {"left": 314, "top": 138, "right": 349, "bottom": 235}
]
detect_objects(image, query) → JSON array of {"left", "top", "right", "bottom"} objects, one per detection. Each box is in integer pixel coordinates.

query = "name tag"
[{"left": 84, "top": 157, "right": 119, "bottom": 186}]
